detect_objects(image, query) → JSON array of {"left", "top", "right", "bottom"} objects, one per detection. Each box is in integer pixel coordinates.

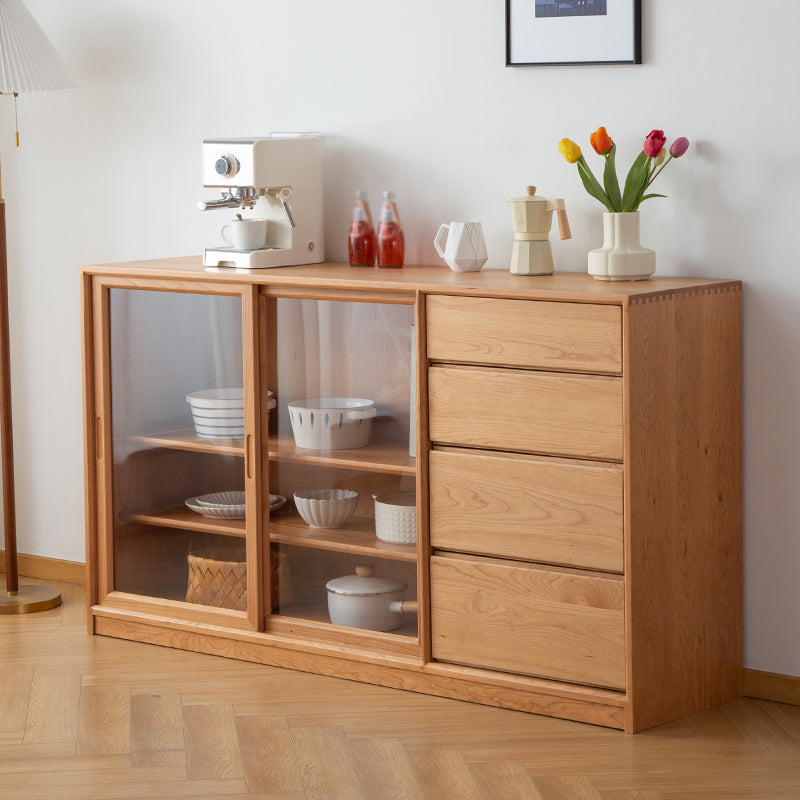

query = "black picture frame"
[{"left": 506, "top": 0, "right": 642, "bottom": 67}]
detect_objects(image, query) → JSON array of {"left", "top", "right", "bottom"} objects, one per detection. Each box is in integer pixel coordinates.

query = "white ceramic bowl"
[
  {"left": 293, "top": 489, "right": 359, "bottom": 529},
  {"left": 288, "top": 398, "right": 376, "bottom": 450},
  {"left": 192, "top": 422, "right": 245, "bottom": 439},
  {"left": 187, "top": 387, "right": 244, "bottom": 409},
  {"left": 374, "top": 492, "right": 417, "bottom": 544}
]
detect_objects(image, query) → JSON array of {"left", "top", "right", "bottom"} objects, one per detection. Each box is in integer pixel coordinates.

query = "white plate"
[
  {"left": 196, "top": 491, "right": 246, "bottom": 508},
  {"left": 185, "top": 497, "right": 245, "bottom": 519}
]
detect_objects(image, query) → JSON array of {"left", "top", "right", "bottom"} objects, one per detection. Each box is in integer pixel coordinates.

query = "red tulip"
[{"left": 643, "top": 130, "right": 667, "bottom": 158}]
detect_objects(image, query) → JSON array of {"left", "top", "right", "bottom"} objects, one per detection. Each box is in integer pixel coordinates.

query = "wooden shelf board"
[
  {"left": 273, "top": 600, "right": 419, "bottom": 639},
  {"left": 270, "top": 512, "right": 417, "bottom": 562},
  {"left": 268, "top": 436, "right": 416, "bottom": 475},
  {"left": 125, "top": 506, "right": 246, "bottom": 538},
  {"left": 121, "top": 506, "right": 417, "bottom": 563},
  {"left": 130, "top": 429, "right": 245, "bottom": 456}
]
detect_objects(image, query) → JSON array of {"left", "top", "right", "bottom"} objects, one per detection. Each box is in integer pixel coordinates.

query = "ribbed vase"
[{"left": 588, "top": 211, "right": 655, "bottom": 281}]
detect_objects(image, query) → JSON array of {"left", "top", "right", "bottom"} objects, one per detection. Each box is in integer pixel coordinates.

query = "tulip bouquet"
[{"left": 558, "top": 128, "right": 689, "bottom": 213}]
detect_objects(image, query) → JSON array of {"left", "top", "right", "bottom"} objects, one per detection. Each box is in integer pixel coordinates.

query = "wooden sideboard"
[{"left": 82, "top": 258, "right": 742, "bottom": 732}]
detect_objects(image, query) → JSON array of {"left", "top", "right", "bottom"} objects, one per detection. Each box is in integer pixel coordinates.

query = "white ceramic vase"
[{"left": 588, "top": 211, "right": 655, "bottom": 281}]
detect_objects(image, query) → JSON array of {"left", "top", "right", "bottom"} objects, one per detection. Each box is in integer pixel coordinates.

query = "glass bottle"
[
  {"left": 377, "top": 190, "right": 405, "bottom": 268},
  {"left": 347, "top": 190, "right": 375, "bottom": 267}
]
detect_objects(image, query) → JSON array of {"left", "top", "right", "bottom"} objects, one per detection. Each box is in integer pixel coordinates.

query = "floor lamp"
[{"left": 0, "top": 0, "right": 76, "bottom": 613}]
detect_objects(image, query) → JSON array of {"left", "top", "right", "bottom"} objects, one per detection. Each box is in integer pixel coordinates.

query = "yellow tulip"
[{"left": 558, "top": 138, "right": 582, "bottom": 164}]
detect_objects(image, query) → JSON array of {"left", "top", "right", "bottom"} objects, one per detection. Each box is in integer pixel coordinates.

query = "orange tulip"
[{"left": 590, "top": 126, "right": 613, "bottom": 155}]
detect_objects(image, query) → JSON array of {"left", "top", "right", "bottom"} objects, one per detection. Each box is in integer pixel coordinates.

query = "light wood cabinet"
[{"left": 83, "top": 260, "right": 742, "bottom": 732}]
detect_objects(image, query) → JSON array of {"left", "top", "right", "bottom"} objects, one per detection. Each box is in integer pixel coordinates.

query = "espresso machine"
[
  {"left": 507, "top": 186, "right": 571, "bottom": 275},
  {"left": 197, "top": 135, "right": 324, "bottom": 268}
]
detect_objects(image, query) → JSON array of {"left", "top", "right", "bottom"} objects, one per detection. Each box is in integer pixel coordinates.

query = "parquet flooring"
[{"left": 2, "top": 576, "right": 800, "bottom": 799}]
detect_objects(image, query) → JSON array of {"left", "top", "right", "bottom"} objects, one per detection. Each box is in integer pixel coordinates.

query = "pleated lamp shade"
[{"left": 0, "top": 0, "right": 76, "bottom": 93}]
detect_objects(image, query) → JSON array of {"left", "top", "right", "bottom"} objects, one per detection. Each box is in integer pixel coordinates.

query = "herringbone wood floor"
[{"left": 2, "top": 576, "right": 799, "bottom": 799}]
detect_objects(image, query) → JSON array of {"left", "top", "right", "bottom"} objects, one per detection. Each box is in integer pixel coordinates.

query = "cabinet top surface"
[{"left": 82, "top": 257, "right": 740, "bottom": 303}]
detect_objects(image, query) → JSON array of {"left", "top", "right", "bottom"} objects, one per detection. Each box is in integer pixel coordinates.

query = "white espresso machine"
[{"left": 197, "top": 135, "right": 324, "bottom": 269}]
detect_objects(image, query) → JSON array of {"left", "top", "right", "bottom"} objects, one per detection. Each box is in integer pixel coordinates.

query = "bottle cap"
[
  {"left": 356, "top": 190, "right": 369, "bottom": 200},
  {"left": 383, "top": 190, "right": 396, "bottom": 201}
]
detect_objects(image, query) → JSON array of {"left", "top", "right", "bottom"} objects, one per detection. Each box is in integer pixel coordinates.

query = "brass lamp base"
[{"left": 0, "top": 584, "right": 61, "bottom": 614}]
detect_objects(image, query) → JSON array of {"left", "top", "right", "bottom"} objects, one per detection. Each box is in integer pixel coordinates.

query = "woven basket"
[
  {"left": 185, "top": 547, "right": 290, "bottom": 612},
  {"left": 186, "top": 548, "right": 247, "bottom": 610}
]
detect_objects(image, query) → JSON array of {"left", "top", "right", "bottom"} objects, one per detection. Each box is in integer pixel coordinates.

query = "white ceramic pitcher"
[{"left": 434, "top": 221, "right": 488, "bottom": 272}]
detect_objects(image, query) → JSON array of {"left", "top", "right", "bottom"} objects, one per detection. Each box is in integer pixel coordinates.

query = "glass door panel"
[
  {"left": 266, "top": 298, "right": 418, "bottom": 639},
  {"left": 108, "top": 288, "right": 248, "bottom": 610}
]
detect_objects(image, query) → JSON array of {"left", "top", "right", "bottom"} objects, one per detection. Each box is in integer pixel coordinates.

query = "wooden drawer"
[
  {"left": 429, "top": 448, "right": 623, "bottom": 573},
  {"left": 430, "top": 553, "right": 626, "bottom": 690},
  {"left": 428, "top": 365, "right": 624, "bottom": 461},
  {"left": 426, "top": 295, "right": 622, "bottom": 374}
]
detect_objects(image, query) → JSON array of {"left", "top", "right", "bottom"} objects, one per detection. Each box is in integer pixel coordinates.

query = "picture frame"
[{"left": 506, "top": 0, "right": 642, "bottom": 67}]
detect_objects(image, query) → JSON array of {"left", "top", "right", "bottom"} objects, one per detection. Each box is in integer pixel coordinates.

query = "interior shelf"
[
  {"left": 273, "top": 601, "right": 419, "bottom": 639},
  {"left": 127, "top": 431, "right": 415, "bottom": 475},
  {"left": 124, "top": 506, "right": 246, "bottom": 537},
  {"left": 129, "top": 429, "right": 245, "bottom": 457},
  {"left": 268, "top": 436, "right": 416, "bottom": 475},
  {"left": 270, "top": 511, "right": 417, "bottom": 562},
  {"left": 123, "top": 505, "right": 417, "bottom": 562}
]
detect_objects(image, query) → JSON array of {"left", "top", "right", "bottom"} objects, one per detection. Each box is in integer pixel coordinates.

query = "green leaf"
[
  {"left": 630, "top": 192, "right": 667, "bottom": 211},
  {"left": 576, "top": 157, "right": 614, "bottom": 211},
  {"left": 621, "top": 152, "right": 651, "bottom": 212},
  {"left": 603, "top": 144, "right": 622, "bottom": 212}
]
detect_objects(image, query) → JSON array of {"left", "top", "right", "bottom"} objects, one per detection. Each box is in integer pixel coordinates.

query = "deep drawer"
[
  {"left": 430, "top": 553, "right": 626, "bottom": 690},
  {"left": 429, "top": 448, "right": 624, "bottom": 573},
  {"left": 428, "top": 365, "right": 624, "bottom": 461},
  {"left": 426, "top": 295, "right": 622, "bottom": 374}
]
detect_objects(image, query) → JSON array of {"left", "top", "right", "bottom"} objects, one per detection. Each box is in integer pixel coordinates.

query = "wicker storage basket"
[
  {"left": 186, "top": 548, "right": 247, "bottom": 610},
  {"left": 186, "top": 546, "right": 289, "bottom": 611}
]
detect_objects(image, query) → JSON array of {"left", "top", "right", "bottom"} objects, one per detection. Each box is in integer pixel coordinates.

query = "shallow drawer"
[
  {"left": 429, "top": 448, "right": 623, "bottom": 573},
  {"left": 428, "top": 365, "right": 624, "bottom": 461},
  {"left": 430, "top": 553, "right": 626, "bottom": 690},
  {"left": 426, "top": 295, "right": 622, "bottom": 374}
]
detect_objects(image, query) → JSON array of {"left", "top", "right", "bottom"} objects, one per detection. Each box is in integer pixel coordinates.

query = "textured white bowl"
[
  {"left": 293, "top": 489, "right": 359, "bottom": 529},
  {"left": 288, "top": 398, "right": 376, "bottom": 450},
  {"left": 374, "top": 492, "right": 417, "bottom": 544}
]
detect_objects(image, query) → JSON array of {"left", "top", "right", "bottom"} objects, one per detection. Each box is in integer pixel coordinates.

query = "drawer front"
[
  {"left": 431, "top": 554, "right": 626, "bottom": 690},
  {"left": 429, "top": 449, "right": 623, "bottom": 573},
  {"left": 426, "top": 295, "right": 622, "bottom": 374},
  {"left": 428, "top": 366, "right": 624, "bottom": 461}
]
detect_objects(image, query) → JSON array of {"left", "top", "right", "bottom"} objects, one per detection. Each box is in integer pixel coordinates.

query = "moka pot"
[{"left": 507, "top": 186, "right": 571, "bottom": 275}]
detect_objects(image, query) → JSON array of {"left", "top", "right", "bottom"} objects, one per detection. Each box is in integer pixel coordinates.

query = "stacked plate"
[
  {"left": 185, "top": 491, "right": 286, "bottom": 519},
  {"left": 186, "top": 491, "right": 246, "bottom": 519}
]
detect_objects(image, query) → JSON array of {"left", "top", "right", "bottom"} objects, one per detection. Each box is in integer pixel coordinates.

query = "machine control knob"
[{"left": 214, "top": 154, "right": 240, "bottom": 178}]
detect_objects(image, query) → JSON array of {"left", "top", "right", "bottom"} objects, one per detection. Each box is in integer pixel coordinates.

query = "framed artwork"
[{"left": 506, "top": 0, "right": 642, "bottom": 67}]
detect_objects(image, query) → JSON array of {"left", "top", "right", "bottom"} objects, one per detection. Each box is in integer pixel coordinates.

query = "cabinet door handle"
[
  {"left": 95, "top": 417, "right": 103, "bottom": 460},
  {"left": 245, "top": 434, "right": 253, "bottom": 480}
]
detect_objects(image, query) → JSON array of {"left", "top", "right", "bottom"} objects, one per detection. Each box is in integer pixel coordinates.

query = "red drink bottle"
[
  {"left": 347, "top": 190, "right": 375, "bottom": 267},
  {"left": 377, "top": 190, "right": 405, "bottom": 268}
]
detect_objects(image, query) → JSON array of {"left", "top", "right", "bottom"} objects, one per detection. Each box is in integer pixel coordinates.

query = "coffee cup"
[
  {"left": 221, "top": 218, "right": 268, "bottom": 251},
  {"left": 433, "top": 221, "right": 488, "bottom": 272}
]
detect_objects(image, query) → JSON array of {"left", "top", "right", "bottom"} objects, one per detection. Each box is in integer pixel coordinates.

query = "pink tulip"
[
  {"left": 644, "top": 130, "right": 667, "bottom": 158},
  {"left": 669, "top": 136, "right": 690, "bottom": 158}
]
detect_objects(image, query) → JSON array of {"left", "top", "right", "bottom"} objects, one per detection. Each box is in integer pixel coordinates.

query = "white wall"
[{"left": 5, "top": 0, "right": 798, "bottom": 677}]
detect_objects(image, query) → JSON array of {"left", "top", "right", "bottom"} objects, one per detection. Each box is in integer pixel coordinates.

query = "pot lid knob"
[
  {"left": 526, "top": 185, "right": 536, "bottom": 196},
  {"left": 354, "top": 564, "right": 374, "bottom": 578}
]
